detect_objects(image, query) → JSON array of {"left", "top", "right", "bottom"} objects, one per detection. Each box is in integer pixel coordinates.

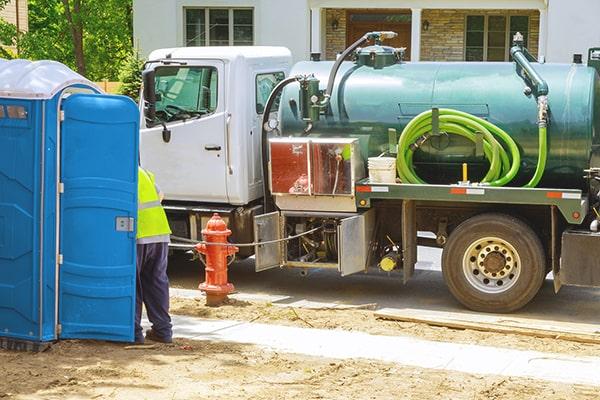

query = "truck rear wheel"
[{"left": 441, "top": 213, "right": 545, "bottom": 313}]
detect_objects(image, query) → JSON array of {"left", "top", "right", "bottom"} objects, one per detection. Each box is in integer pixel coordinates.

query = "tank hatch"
[{"left": 356, "top": 45, "right": 405, "bottom": 69}]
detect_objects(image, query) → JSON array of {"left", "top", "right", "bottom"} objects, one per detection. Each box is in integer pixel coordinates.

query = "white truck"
[{"left": 140, "top": 46, "right": 292, "bottom": 257}]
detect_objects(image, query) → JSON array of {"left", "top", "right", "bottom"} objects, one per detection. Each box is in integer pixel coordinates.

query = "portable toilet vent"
[{"left": 0, "top": 59, "right": 139, "bottom": 350}]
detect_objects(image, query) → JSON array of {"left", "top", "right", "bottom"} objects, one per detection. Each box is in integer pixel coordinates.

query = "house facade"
[
  {"left": 0, "top": 0, "right": 28, "bottom": 56},
  {"left": 133, "top": 0, "right": 600, "bottom": 64}
]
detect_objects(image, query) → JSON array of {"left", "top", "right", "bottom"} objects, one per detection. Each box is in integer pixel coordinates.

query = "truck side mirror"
[{"left": 142, "top": 70, "right": 157, "bottom": 125}]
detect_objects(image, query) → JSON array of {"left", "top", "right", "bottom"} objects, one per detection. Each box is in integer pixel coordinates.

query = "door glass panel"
[
  {"left": 209, "top": 9, "right": 229, "bottom": 46},
  {"left": 256, "top": 72, "right": 285, "bottom": 114},
  {"left": 510, "top": 16, "right": 529, "bottom": 47},
  {"left": 487, "top": 16, "right": 506, "bottom": 61},
  {"left": 185, "top": 8, "right": 205, "bottom": 46},
  {"left": 153, "top": 66, "right": 218, "bottom": 125},
  {"left": 466, "top": 16, "right": 484, "bottom": 61}
]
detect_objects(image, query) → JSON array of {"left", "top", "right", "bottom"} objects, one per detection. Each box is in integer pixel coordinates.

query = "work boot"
[{"left": 145, "top": 328, "right": 173, "bottom": 344}]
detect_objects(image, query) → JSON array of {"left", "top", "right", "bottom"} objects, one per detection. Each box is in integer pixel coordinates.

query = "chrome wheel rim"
[{"left": 462, "top": 236, "right": 521, "bottom": 294}]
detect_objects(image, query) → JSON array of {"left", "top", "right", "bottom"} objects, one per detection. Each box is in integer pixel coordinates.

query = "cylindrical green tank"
[{"left": 280, "top": 54, "right": 600, "bottom": 190}]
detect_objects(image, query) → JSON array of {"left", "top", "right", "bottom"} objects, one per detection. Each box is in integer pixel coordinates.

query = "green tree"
[
  {"left": 21, "top": 0, "right": 133, "bottom": 81},
  {"left": 118, "top": 49, "right": 144, "bottom": 101}
]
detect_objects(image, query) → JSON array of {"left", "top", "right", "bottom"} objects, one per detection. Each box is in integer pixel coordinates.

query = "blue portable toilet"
[{"left": 0, "top": 60, "right": 139, "bottom": 349}]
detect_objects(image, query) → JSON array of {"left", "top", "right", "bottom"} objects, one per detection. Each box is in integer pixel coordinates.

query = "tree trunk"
[{"left": 62, "top": 0, "right": 86, "bottom": 76}]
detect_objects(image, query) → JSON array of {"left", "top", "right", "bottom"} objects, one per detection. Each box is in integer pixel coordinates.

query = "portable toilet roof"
[{"left": 0, "top": 59, "right": 101, "bottom": 100}]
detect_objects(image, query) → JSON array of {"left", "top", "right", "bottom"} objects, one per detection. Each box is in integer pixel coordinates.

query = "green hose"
[{"left": 396, "top": 108, "right": 547, "bottom": 187}]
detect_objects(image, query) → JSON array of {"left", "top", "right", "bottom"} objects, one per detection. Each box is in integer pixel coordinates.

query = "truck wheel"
[{"left": 441, "top": 213, "right": 545, "bottom": 313}]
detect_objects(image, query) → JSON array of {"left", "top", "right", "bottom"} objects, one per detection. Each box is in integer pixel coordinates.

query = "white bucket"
[{"left": 368, "top": 157, "right": 397, "bottom": 184}]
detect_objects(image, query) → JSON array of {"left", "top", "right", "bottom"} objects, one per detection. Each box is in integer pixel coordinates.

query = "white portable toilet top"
[{"left": 0, "top": 59, "right": 101, "bottom": 100}]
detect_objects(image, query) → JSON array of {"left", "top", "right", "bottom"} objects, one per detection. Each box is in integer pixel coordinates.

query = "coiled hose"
[{"left": 396, "top": 108, "right": 547, "bottom": 187}]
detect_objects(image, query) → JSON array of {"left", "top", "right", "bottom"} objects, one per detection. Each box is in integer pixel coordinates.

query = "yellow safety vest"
[{"left": 137, "top": 167, "right": 172, "bottom": 240}]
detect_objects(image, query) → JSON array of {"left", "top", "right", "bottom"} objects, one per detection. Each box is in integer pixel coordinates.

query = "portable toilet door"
[
  {"left": 0, "top": 60, "right": 139, "bottom": 347},
  {"left": 58, "top": 93, "right": 139, "bottom": 342}
]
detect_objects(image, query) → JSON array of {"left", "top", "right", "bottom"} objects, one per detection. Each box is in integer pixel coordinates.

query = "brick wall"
[
  {"left": 421, "top": 9, "right": 540, "bottom": 61},
  {"left": 324, "top": 9, "right": 347, "bottom": 61}
]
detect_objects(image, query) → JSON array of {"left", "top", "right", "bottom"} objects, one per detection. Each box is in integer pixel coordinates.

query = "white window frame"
[
  {"left": 464, "top": 14, "right": 530, "bottom": 62},
  {"left": 184, "top": 7, "right": 254, "bottom": 47}
]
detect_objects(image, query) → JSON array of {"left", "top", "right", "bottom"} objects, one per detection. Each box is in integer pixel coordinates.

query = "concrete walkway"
[{"left": 160, "top": 313, "right": 600, "bottom": 387}]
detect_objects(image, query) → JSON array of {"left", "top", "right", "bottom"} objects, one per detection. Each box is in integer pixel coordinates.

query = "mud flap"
[{"left": 254, "top": 211, "right": 283, "bottom": 271}]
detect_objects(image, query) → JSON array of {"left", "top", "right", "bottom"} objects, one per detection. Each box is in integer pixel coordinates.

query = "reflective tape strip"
[
  {"left": 562, "top": 192, "right": 581, "bottom": 200},
  {"left": 371, "top": 186, "right": 389, "bottom": 193},
  {"left": 547, "top": 192, "right": 581, "bottom": 200},
  {"left": 450, "top": 188, "right": 485, "bottom": 195},
  {"left": 356, "top": 186, "right": 371, "bottom": 193},
  {"left": 138, "top": 200, "right": 162, "bottom": 210}
]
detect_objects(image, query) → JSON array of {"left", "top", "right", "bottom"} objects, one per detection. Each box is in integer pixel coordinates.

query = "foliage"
[
  {"left": 118, "top": 49, "right": 144, "bottom": 101},
  {"left": 20, "top": 0, "right": 133, "bottom": 81}
]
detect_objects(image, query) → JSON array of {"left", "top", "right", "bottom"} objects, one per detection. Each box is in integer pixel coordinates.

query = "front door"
[
  {"left": 140, "top": 61, "right": 227, "bottom": 203},
  {"left": 346, "top": 10, "right": 412, "bottom": 60},
  {"left": 58, "top": 93, "right": 139, "bottom": 342}
]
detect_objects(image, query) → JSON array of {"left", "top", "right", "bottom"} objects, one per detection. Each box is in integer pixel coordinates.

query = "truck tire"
[{"left": 441, "top": 213, "right": 545, "bottom": 313}]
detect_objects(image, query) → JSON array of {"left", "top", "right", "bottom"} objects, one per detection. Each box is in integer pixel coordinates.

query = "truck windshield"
[{"left": 153, "top": 66, "right": 218, "bottom": 124}]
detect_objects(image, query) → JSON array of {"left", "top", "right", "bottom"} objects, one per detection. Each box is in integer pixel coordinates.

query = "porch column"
[
  {"left": 310, "top": 7, "right": 323, "bottom": 60},
  {"left": 538, "top": 8, "right": 548, "bottom": 61},
  {"left": 411, "top": 8, "right": 422, "bottom": 61}
]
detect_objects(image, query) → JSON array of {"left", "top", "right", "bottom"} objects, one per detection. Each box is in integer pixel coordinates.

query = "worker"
[{"left": 135, "top": 167, "right": 173, "bottom": 344}]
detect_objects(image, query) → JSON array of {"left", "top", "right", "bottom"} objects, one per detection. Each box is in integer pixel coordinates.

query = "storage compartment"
[{"left": 269, "top": 137, "right": 365, "bottom": 212}]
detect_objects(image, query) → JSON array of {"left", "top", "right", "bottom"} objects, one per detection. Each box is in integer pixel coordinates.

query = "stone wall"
[
  {"left": 324, "top": 9, "right": 347, "bottom": 60},
  {"left": 421, "top": 9, "right": 540, "bottom": 61},
  {"left": 323, "top": 8, "right": 540, "bottom": 62}
]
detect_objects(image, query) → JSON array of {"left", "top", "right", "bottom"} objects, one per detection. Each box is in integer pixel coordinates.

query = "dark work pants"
[{"left": 135, "top": 242, "right": 172, "bottom": 341}]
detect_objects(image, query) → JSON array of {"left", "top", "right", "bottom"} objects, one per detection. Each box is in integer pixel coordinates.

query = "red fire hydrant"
[{"left": 195, "top": 213, "right": 238, "bottom": 306}]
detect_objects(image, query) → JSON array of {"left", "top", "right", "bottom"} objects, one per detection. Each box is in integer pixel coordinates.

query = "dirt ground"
[
  {"left": 2, "top": 338, "right": 599, "bottom": 400},
  {"left": 170, "top": 296, "right": 600, "bottom": 358}
]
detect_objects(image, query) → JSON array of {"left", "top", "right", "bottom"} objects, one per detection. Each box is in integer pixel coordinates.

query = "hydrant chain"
[{"left": 172, "top": 225, "right": 323, "bottom": 248}]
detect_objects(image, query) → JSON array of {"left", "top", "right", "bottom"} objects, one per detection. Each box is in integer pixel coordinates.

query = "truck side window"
[
  {"left": 256, "top": 72, "right": 285, "bottom": 114},
  {"left": 154, "top": 66, "right": 218, "bottom": 124}
]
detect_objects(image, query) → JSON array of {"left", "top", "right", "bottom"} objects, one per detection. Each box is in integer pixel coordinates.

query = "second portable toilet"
[{"left": 0, "top": 59, "right": 139, "bottom": 349}]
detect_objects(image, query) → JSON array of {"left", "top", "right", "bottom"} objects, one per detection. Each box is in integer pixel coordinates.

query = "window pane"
[
  {"left": 256, "top": 72, "right": 285, "bottom": 114},
  {"left": 233, "top": 10, "right": 253, "bottom": 45},
  {"left": 234, "top": 9, "right": 253, "bottom": 25},
  {"left": 488, "top": 31, "right": 506, "bottom": 48},
  {"left": 467, "top": 15, "right": 484, "bottom": 31},
  {"left": 209, "top": 9, "right": 229, "bottom": 46},
  {"left": 487, "top": 48, "right": 506, "bottom": 61},
  {"left": 488, "top": 16, "right": 506, "bottom": 31},
  {"left": 466, "top": 47, "right": 484, "bottom": 61},
  {"left": 152, "top": 67, "right": 218, "bottom": 125},
  {"left": 234, "top": 26, "right": 253, "bottom": 45},
  {"left": 510, "top": 16, "right": 529, "bottom": 33},
  {"left": 510, "top": 16, "right": 529, "bottom": 47},
  {"left": 186, "top": 9, "right": 205, "bottom": 46},
  {"left": 0, "top": 105, "right": 4, "bottom": 118},
  {"left": 466, "top": 31, "right": 484, "bottom": 47}
]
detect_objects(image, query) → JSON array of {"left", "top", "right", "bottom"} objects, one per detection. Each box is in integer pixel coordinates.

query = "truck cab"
[{"left": 140, "top": 47, "right": 291, "bottom": 254}]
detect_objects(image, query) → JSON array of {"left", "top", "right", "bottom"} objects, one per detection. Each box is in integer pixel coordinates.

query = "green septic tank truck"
[{"left": 140, "top": 32, "right": 600, "bottom": 313}]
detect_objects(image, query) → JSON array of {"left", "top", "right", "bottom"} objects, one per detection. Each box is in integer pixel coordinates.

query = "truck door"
[
  {"left": 140, "top": 61, "right": 227, "bottom": 203},
  {"left": 58, "top": 93, "right": 139, "bottom": 342},
  {"left": 253, "top": 71, "right": 286, "bottom": 189}
]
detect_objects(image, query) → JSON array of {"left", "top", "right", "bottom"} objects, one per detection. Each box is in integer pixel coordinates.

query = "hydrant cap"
[{"left": 205, "top": 213, "right": 229, "bottom": 232}]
